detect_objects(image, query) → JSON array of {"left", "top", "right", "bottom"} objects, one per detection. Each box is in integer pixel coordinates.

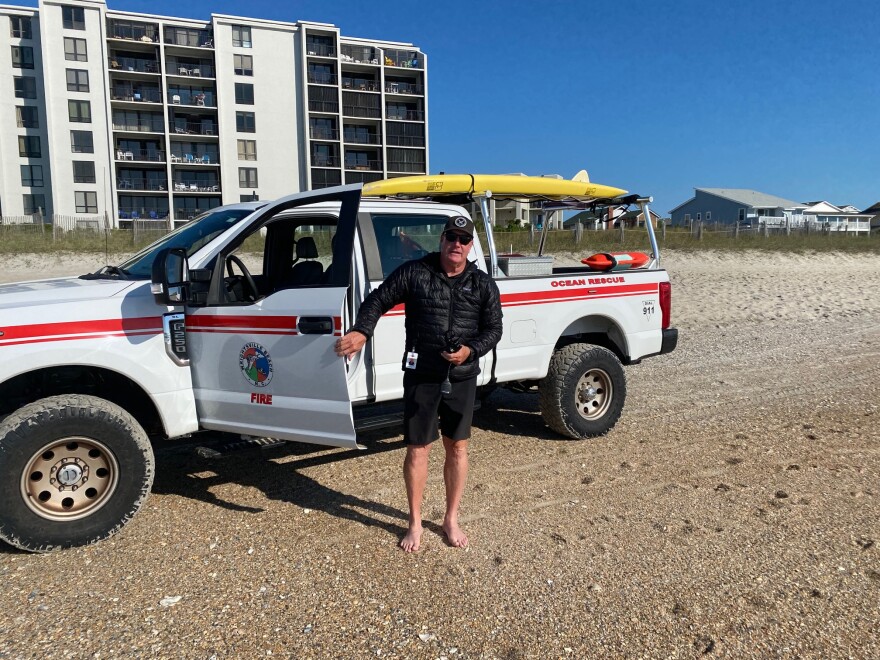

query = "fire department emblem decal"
[{"left": 239, "top": 342, "right": 273, "bottom": 387}]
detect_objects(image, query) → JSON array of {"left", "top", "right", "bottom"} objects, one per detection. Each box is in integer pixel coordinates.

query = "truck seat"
[{"left": 287, "top": 237, "right": 323, "bottom": 285}]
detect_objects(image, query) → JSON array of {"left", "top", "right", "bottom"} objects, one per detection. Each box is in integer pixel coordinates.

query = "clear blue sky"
[{"left": 20, "top": 0, "right": 880, "bottom": 214}]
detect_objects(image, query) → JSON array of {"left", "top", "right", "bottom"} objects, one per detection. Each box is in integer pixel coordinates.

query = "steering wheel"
[{"left": 225, "top": 254, "right": 259, "bottom": 302}]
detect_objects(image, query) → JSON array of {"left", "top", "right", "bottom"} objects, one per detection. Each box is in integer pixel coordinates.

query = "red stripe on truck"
[{"left": 0, "top": 317, "right": 161, "bottom": 347}]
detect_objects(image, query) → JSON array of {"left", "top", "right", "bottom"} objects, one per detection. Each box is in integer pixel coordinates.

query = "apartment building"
[{"left": 0, "top": 0, "right": 428, "bottom": 223}]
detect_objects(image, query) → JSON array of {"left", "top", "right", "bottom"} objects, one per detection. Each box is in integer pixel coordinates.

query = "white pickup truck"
[{"left": 0, "top": 182, "right": 676, "bottom": 551}]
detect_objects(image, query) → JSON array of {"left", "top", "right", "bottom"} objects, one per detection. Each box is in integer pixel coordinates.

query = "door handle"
[{"left": 298, "top": 316, "right": 333, "bottom": 334}]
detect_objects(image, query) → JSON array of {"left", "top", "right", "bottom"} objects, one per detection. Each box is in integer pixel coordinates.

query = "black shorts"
[{"left": 403, "top": 372, "right": 478, "bottom": 446}]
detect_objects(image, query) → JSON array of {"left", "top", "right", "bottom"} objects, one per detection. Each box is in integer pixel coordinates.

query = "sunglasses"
[{"left": 442, "top": 231, "right": 473, "bottom": 245}]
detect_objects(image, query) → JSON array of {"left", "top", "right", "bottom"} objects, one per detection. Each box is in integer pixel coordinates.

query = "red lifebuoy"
[{"left": 581, "top": 252, "right": 650, "bottom": 271}]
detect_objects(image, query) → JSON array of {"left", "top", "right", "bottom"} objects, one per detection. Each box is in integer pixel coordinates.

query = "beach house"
[{"left": 669, "top": 189, "right": 807, "bottom": 228}]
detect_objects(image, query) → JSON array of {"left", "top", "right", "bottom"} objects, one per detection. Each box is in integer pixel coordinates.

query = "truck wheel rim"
[
  {"left": 20, "top": 436, "right": 120, "bottom": 522},
  {"left": 575, "top": 368, "right": 612, "bottom": 420}
]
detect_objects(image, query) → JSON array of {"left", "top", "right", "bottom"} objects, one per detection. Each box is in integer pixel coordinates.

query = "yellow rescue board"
[{"left": 362, "top": 174, "right": 627, "bottom": 201}]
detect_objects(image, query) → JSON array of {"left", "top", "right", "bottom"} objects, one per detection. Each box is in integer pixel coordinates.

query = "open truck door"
[{"left": 153, "top": 186, "right": 362, "bottom": 448}]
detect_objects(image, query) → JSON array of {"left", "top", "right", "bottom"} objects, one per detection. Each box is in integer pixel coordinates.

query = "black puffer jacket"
[{"left": 352, "top": 253, "right": 503, "bottom": 381}]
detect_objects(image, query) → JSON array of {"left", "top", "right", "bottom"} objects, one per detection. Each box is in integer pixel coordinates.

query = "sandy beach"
[{"left": 0, "top": 249, "right": 878, "bottom": 658}]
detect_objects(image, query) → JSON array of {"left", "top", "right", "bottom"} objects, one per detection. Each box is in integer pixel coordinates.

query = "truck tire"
[
  {"left": 539, "top": 343, "right": 627, "bottom": 439},
  {"left": 0, "top": 395, "right": 154, "bottom": 553}
]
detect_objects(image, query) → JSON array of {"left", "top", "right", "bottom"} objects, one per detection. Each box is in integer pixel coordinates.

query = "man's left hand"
[{"left": 441, "top": 345, "right": 471, "bottom": 366}]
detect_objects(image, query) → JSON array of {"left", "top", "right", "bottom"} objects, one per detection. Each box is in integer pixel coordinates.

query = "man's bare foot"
[
  {"left": 400, "top": 524, "right": 423, "bottom": 552},
  {"left": 442, "top": 520, "right": 468, "bottom": 548}
]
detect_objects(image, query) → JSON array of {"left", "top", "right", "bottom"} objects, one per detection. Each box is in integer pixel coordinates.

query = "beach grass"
[{"left": 1, "top": 224, "right": 877, "bottom": 256}]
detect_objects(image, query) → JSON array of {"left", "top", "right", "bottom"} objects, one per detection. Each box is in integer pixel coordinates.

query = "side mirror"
[{"left": 150, "top": 247, "right": 189, "bottom": 305}]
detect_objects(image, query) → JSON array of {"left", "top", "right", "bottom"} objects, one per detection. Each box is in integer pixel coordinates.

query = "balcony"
[
  {"left": 386, "top": 134, "right": 425, "bottom": 147},
  {"left": 172, "top": 121, "right": 216, "bottom": 136},
  {"left": 309, "top": 99, "right": 339, "bottom": 114},
  {"left": 118, "top": 208, "right": 169, "bottom": 220},
  {"left": 111, "top": 86, "right": 162, "bottom": 103},
  {"left": 173, "top": 206, "right": 218, "bottom": 220},
  {"left": 745, "top": 214, "right": 786, "bottom": 226},
  {"left": 310, "top": 128, "right": 339, "bottom": 140},
  {"left": 169, "top": 90, "right": 216, "bottom": 107},
  {"left": 311, "top": 155, "right": 340, "bottom": 168},
  {"left": 386, "top": 107, "right": 424, "bottom": 121},
  {"left": 306, "top": 40, "right": 336, "bottom": 57},
  {"left": 342, "top": 130, "right": 380, "bottom": 145},
  {"left": 340, "top": 44, "right": 379, "bottom": 65},
  {"left": 109, "top": 56, "right": 160, "bottom": 73},
  {"left": 343, "top": 105, "right": 381, "bottom": 119},
  {"left": 343, "top": 91, "right": 381, "bottom": 119},
  {"left": 115, "top": 148, "right": 165, "bottom": 162},
  {"left": 385, "top": 81, "right": 424, "bottom": 95},
  {"left": 107, "top": 20, "right": 159, "bottom": 43},
  {"left": 342, "top": 77, "right": 378, "bottom": 92},
  {"left": 116, "top": 178, "right": 167, "bottom": 192},
  {"left": 387, "top": 160, "right": 425, "bottom": 173},
  {"left": 167, "top": 59, "right": 215, "bottom": 78},
  {"left": 383, "top": 50, "right": 423, "bottom": 69},
  {"left": 311, "top": 169, "right": 342, "bottom": 188},
  {"left": 165, "top": 27, "right": 213, "bottom": 49},
  {"left": 308, "top": 71, "right": 338, "bottom": 85},
  {"left": 112, "top": 119, "right": 165, "bottom": 133},
  {"left": 345, "top": 158, "right": 382, "bottom": 171},
  {"left": 346, "top": 171, "right": 384, "bottom": 184},
  {"left": 172, "top": 180, "right": 220, "bottom": 193},
  {"left": 169, "top": 152, "right": 218, "bottom": 165}
]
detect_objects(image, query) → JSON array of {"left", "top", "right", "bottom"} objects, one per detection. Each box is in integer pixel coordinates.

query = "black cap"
[{"left": 443, "top": 216, "right": 475, "bottom": 237}]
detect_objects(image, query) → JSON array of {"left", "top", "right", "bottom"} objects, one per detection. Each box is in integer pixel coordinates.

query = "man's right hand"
[{"left": 335, "top": 330, "right": 367, "bottom": 358}]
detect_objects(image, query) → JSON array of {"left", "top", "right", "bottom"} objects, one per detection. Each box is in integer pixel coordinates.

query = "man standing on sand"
[{"left": 335, "top": 216, "right": 503, "bottom": 552}]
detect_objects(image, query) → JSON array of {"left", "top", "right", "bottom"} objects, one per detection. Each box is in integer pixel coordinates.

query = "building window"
[
  {"left": 109, "top": 19, "right": 158, "bottom": 42},
  {"left": 696, "top": 213, "right": 701, "bottom": 222},
  {"left": 238, "top": 167, "right": 258, "bottom": 188},
  {"left": 386, "top": 121, "right": 424, "bottom": 147},
  {"left": 233, "top": 54, "right": 253, "bottom": 76},
  {"left": 14, "top": 76, "right": 36, "bottom": 98},
  {"left": 62, "top": 6, "right": 85, "bottom": 30},
  {"left": 70, "top": 130, "right": 93, "bottom": 153},
  {"left": 234, "top": 83, "right": 254, "bottom": 104},
  {"left": 684, "top": 214, "right": 691, "bottom": 224},
  {"left": 66, "top": 68, "right": 89, "bottom": 92},
  {"left": 10, "top": 16, "right": 32, "bottom": 39},
  {"left": 15, "top": 105, "right": 38, "bottom": 128},
  {"left": 73, "top": 160, "right": 96, "bottom": 183},
  {"left": 232, "top": 25, "right": 251, "bottom": 48},
  {"left": 68, "top": 100, "right": 91, "bottom": 123},
  {"left": 18, "top": 135, "right": 40, "bottom": 157},
  {"left": 308, "top": 63, "right": 335, "bottom": 85},
  {"left": 75, "top": 191, "right": 98, "bottom": 214},
  {"left": 738, "top": 208, "right": 745, "bottom": 222},
  {"left": 236, "top": 111, "right": 255, "bottom": 133},
  {"left": 306, "top": 36, "right": 334, "bottom": 57},
  {"left": 23, "top": 193, "right": 45, "bottom": 215},
  {"left": 312, "top": 143, "right": 336, "bottom": 167},
  {"left": 11, "top": 45, "right": 34, "bottom": 69},
  {"left": 64, "top": 37, "right": 87, "bottom": 61},
  {"left": 237, "top": 139, "right": 257, "bottom": 160},
  {"left": 240, "top": 194, "right": 259, "bottom": 202},
  {"left": 706, "top": 212, "right": 711, "bottom": 221},
  {"left": 20, "top": 164, "right": 43, "bottom": 187},
  {"left": 386, "top": 147, "right": 424, "bottom": 173}
]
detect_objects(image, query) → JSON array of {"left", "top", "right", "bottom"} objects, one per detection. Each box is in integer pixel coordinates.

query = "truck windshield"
[{"left": 118, "top": 208, "right": 257, "bottom": 279}]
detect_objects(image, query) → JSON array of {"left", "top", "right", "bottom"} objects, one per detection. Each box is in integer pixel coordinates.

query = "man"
[{"left": 335, "top": 216, "right": 503, "bottom": 552}]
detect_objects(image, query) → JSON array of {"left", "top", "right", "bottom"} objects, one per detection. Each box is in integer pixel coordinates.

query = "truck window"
[
  {"left": 119, "top": 207, "right": 257, "bottom": 279},
  {"left": 370, "top": 213, "right": 447, "bottom": 278},
  {"left": 222, "top": 216, "right": 339, "bottom": 302}
]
